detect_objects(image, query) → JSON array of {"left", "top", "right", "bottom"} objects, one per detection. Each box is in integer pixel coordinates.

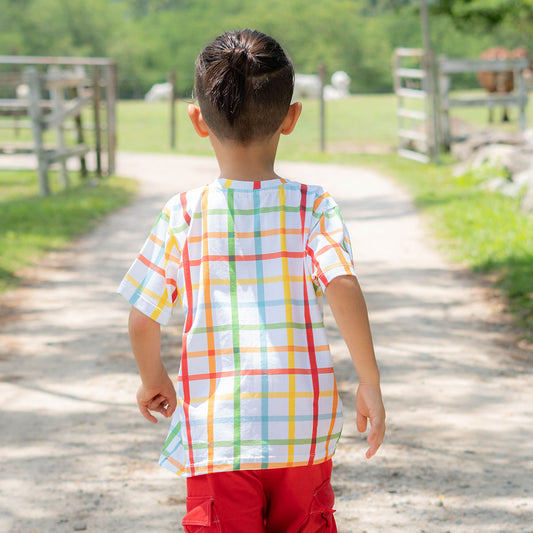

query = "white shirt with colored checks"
[{"left": 118, "top": 177, "right": 356, "bottom": 477}]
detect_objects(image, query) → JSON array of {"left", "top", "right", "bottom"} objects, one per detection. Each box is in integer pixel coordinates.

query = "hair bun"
[
  {"left": 230, "top": 47, "right": 249, "bottom": 72},
  {"left": 195, "top": 29, "right": 294, "bottom": 138}
]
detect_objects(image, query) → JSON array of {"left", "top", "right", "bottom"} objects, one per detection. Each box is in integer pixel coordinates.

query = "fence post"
[
  {"left": 438, "top": 56, "right": 451, "bottom": 152},
  {"left": 48, "top": 66, "right": 69, "bottom": 189},
  {"left": 318, "top": 62, "right": 326, "bottom": 153},
  {"left": 25, "top": 67, "right": 49, "bottom": 196},
  {"left": 168, "top": 70, "right": 177, "bottom": 150},
  {"left": 425, "top": 51, "right": 440, "bottom": 163},
  {"left": 516, "top": 67, "right": 527, "bottom": 132},
  {"left": 92, "top": 66, "right": 102, "bottom": 176},
  {"left": 74, "top": 80, "right": 88, "bottom": 178},
  {"left": 106, "top": 62, "right": 117, "bottom": 175}
]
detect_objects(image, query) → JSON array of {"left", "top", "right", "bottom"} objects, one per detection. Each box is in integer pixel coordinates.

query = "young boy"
[{"left": 118, "top": 29, "right": 385, "bottom": 532}]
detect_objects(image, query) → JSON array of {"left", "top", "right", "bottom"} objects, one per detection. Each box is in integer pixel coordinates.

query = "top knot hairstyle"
[{"left": 194, "top": 29, "right": 295, "bottom": 144}]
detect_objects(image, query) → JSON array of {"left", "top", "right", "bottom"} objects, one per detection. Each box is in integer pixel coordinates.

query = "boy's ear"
[
  {"left": 280, "top": 102, "right": 302, "bottom": 136},
  {"left": 188, "top": 104, "right": 210, "bottom": 138}
]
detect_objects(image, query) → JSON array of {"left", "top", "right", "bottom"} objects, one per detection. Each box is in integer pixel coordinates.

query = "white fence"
[
  {"left": 393, "top": 49, "right": 530, "bottom": 163},
  {"left": 438, "top": 56, "right": 529, "bottom": 150},
  {"left": 393, "top": 48, "right": 436, "bottom": 164},
  {"left": 0, "top": 56, "right": 117, "bottom": 195}
]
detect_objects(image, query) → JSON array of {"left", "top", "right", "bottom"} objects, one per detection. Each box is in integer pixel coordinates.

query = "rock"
[
  {"left": 483, "top": 178, "right": 510, "bottom": 192},
  {"left": 452, "top": 130, "right": 526, "bottom": 161},
  {"left": 513, "top": 166, "right": 533, "bottom": 189},
  {"left": 503, "top": 149, "right": 533, "bottom": 175},
  {"left": 72, "top": 522, "right": 87, "bottom": 531},
  {"left": 482, "top": 171, "right": 529, "bottom": 199},
  {"left": 470, "top": 144, "right": 515, "bottom": 171},
  {"left": 499, "top": 180, "right": 526, "bottom": 198}
]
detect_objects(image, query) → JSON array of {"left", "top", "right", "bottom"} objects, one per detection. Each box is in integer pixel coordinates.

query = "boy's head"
[{"left": 194, "top": 29, "right": 294, "bottom": 144}]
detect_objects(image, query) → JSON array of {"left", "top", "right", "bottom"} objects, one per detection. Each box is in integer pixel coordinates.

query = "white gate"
[{"left": 393, "top": 48, "right": 435, "bottom": 163}]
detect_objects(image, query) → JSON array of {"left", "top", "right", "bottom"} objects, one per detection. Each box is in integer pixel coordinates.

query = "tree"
[{"left": 432, "top": 0, "right": 533, "bottom": 31}]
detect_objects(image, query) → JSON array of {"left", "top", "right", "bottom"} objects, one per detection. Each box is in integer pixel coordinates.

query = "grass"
[
  {"left": 114, "top": 92, "right": 533, "bottom": 158},
  {"left": 0, "top": 171, "right": 137, "bottom": 293},
  {"left": 115, "top": 94, "right": 399, "bottom": 157}
]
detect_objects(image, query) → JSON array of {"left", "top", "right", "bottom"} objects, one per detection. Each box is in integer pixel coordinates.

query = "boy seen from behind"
[{"left": 118, "top": 29, "right": 385, "bottom": 532}]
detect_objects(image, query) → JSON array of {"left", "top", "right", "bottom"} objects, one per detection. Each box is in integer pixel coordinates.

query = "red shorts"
[{"left": 182, "top": 460, "right": 337, "bottom": 532}]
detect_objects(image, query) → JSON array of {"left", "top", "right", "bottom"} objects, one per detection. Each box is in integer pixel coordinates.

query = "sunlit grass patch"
[{"left": 0, "top": 170, "right": 137, "bottom": 293}]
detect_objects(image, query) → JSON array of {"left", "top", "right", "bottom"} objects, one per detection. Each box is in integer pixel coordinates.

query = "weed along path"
[{"left": 0, "top": 152, "right": 532, "bottom": 533}]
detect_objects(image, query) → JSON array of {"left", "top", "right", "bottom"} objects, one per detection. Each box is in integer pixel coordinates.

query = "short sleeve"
[
  {"left": 306, "top": 204, "right": 355, "bottom": 293},
  {"left": 117, "top": 202, "right": 181, "bottom": 325}
]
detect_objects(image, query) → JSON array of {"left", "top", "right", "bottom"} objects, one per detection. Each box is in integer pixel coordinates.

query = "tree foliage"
[
  {"left": 1, "top": 0, "right": 531, "bottom": 97},
  {"left": 432, "top": 0, "right": 533, "bottom": 30}
]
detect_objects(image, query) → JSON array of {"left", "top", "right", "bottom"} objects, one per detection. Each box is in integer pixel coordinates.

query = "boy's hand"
[
  {"left": 356, "top": 383, "right": 386, "bottom": 459},
  {"left": 136, "top": 375, "right": 177, "bottom": 424}
]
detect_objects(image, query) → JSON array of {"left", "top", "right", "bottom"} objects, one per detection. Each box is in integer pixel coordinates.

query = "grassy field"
[
  {"left": 115, "top": 94, "right": 400, "bottom": 157},
  {"left": 0, "top": 171, "right": 137, "bottom": 293},
  {"left": 1, "top": 94, "right": 531, "bottom": 338},
  {"left": 114, "top": 92, "right": 532, "bottom": 157}
]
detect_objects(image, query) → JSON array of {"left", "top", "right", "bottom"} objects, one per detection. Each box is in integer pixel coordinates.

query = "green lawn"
[
  {"left": 0, "top": 171, "right": 137, "bottom": 293},
  {"left": 114, "top": 92, "right": 532, "bottom": 158},
  {"left": 116, "top": 95, "right": 399, "bottom": 157}
]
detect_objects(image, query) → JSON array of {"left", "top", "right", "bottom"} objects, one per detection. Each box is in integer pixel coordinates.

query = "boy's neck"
[{"left": 210, "top": 133, "right": 282, "bottom": 182}]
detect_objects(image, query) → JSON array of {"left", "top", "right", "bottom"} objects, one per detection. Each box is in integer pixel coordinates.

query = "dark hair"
[{"left": 194, "top": 29, "right": 294, "bottom": 143}]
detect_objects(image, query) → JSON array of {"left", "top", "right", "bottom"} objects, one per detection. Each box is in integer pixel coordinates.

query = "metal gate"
[{"left": 393, "top": 48, "right": 434, "bottom": 163}]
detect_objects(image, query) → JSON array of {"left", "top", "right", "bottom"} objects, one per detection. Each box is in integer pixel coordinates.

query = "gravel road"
[{"left": 0, "top": 152, "right": 531, "bottom": 532}]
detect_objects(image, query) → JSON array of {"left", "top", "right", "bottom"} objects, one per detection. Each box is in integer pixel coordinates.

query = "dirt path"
[{"left": 0, "top": 153, "right": 531, "bottom": 533}]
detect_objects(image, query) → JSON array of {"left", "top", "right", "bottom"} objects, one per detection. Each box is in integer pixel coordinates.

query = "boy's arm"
[
  {"left": 128, "top": 306, "right": 177, "bottom": 423},
  {"left": 324, "top": 275, "right": 386, "bottom": 458}
]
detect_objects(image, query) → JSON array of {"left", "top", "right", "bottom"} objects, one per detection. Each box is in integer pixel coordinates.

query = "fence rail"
[
  {"left": 393, "top": 48, "right": 433, "bottom": 164},
  {"left": 0, "top": 56, "right": 116, "bottom": 190},
  {"left": 393, "top": 49, "right": 530, "bottom": 162},
  {"left": 438, "top": 56, "right": 528, "bottom": 150}
]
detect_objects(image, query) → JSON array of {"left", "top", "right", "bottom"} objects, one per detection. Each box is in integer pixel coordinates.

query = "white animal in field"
[
  {"left": 145, "top": 82, "right": 173, "bottom": 102},
  {"left": 324, "top": 71, "right": 351, "bottom": 100},
  {"left": 15, "top": 84, "right": 29, "bottom": 99},
  {"left": 293, "top": 74, "right": 321, "bottom": 99},
  {"left": 293, "top": 71, "right": 351, "bottom": 100},
  {"left": 332, "top": 71, "right": 350, "bottom": 94}
]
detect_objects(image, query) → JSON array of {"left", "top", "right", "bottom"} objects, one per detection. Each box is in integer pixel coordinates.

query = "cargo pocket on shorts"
[
  {"left": 297, "top": 479, "right": 336, "bottom": 533},
  {"left": 182, "top": 497, "right": 223, "bottom": 533}
]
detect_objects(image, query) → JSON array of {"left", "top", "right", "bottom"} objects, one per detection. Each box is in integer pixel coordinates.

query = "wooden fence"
[
  {"left": 0, "top": 56, "right": 117, "bottom": 195},
  {"left": 392, "top": 48, "right": 436, "bottom": 163},
  {"left": 393, "top": 49, "right": 530, "bottom": 162},
  {"left": 438, "top": 56, "right": 529, "bottom": 150}
]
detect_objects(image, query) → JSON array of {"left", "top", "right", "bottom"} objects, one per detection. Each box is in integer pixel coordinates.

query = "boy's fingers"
[
  {"left": 148, "top": 394, "right": 166, "bottom": 411},
  {"left": 166, "top": 398, "right": 177, "bottom": 417},
  {"left": 366, "top": 443, "right": 379, "bottom": 459},
  {"left": 149, "top": 393, "right": 177, "bottom": 417},
  {"left": 356, "top": 411, "right": 368, "bottom": 433},
  {"left": 366, "top": 420, "right": 386, "bottom": 458},
  {"left": 138, "top": 403, "right": 158, "bottom": 424}
]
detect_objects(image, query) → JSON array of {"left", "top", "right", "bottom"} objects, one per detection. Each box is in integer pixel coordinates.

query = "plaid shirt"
[{"left": 118, "top": 177, "right": 355, "bottom": 477}]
